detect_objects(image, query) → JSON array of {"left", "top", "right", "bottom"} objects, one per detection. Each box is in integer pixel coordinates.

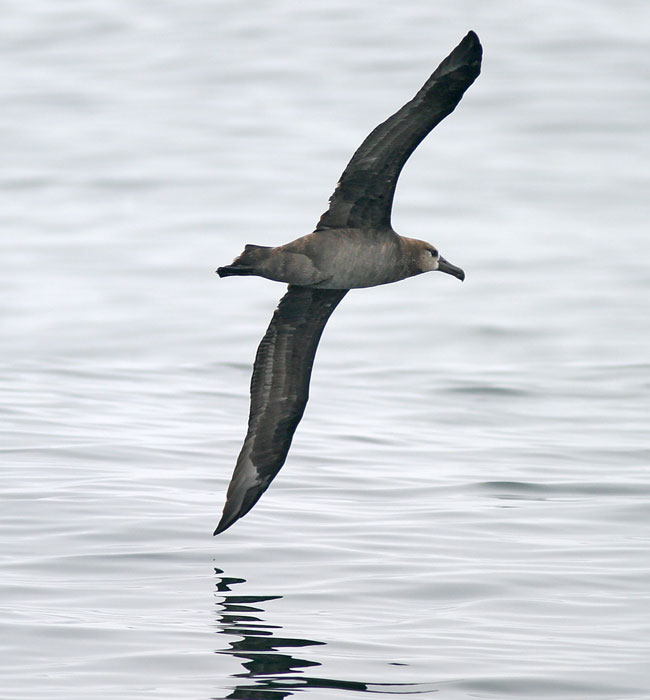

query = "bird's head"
[{"left": 415, "top": 241, "right": 465, "bottom": 281}]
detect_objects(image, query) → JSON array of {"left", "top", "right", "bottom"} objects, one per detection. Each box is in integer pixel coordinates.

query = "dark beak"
[{"left": 438, "top": 256, "right": 465, "bottom": 281}]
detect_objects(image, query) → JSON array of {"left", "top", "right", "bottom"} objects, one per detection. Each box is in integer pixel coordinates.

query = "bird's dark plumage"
[
  {"left": 215, "top": 32, "right": 482, "bottom": 534},
  {"left": 214, "top": 287, "right": 347, "bottom": 535},
  {"left": 316, "top": 30, "right": 482, "bottom": 233}
]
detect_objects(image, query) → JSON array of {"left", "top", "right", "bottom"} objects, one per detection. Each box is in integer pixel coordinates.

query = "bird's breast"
[{"left": 298, "top": 229, "right": 413, "bottom": 289}]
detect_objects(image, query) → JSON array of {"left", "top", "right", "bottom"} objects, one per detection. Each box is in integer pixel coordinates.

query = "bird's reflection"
[{"left": 213, "top": 568, "right": 430, "bottom": 699}]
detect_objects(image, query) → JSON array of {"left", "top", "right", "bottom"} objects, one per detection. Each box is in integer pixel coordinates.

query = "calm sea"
[{"left": 2, "top": 1, "right": 649, "bottom": 698}]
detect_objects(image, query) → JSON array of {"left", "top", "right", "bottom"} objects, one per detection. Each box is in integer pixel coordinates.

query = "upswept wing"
[
  {"left": 315, "top": 31, "right": 482, "bottom": 233},
  {"left": 214, "top": 286, "right": 348, "bottom": 535}
]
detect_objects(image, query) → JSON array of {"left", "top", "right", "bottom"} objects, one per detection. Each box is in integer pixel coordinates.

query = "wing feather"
[
  {"left": 315, "top": 31, "right": 482, "bottom": 232},
  {"left": 214, "top": 286, "right": 348, "bottom": 534}
]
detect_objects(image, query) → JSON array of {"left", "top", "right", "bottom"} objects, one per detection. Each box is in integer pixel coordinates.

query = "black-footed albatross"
[{"left": 214, "top": 31, "right": 482, "bottom": 535}]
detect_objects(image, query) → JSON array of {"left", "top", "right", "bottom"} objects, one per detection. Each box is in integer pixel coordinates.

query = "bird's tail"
[
  {"left": 216, "top": 244, "right": 271, "bottom": 278},
  {"left": 216, "top": 265, "right": 256, "bottom": 277}
]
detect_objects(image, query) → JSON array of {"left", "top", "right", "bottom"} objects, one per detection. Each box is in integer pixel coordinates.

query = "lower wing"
[{"left": 214, "top": 286, "right": 348, "bottom": 535}]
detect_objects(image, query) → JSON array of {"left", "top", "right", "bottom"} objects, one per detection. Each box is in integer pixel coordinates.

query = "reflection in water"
[{"left": 213, "top": 568, "right": 431, "bottom": 698}]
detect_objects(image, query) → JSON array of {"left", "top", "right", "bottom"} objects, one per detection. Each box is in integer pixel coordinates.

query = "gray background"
[{"left": 2, "top": 1, "right": 649, "bottom": 698}]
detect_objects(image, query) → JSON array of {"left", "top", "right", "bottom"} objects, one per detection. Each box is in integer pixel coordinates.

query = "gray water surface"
[{"left": 2, "top": 1, "right": 649, "bottom": 699}]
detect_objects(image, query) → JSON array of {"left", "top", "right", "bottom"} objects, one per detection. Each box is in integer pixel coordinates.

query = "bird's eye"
[{"left": 430, "top": 248, "right": 438, "bottom": 257}]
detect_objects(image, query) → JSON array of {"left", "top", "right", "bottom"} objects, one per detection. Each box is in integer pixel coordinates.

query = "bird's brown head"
[{"left": 414, "top": 241, "right": 465, "bottom": 281}]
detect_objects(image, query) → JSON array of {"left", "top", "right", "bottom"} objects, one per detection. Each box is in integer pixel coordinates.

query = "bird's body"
[
  {"left": 214, "top": 31, "right": 482, "bottom": 535},
  {"left": 220, "top": 229, "right": 461, "bottom": 289}
]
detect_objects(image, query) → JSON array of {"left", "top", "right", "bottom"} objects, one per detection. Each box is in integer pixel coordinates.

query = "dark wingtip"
[
  {"left": 462, "top": 30, "right": 481, "bottom": 50},
  {"left": 459, "top": 30, "right": 482, "bottom": 62},
  {"left": 213, "top": 502, "right": 243, "bottom": 535},
  {"left": 432, "top": 30, "right": 482, "bottom": 85},
  {"left": 213, "top": 515, "right": 234, "bottom": 536}
]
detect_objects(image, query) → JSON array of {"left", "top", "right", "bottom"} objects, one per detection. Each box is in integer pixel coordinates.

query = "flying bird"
[{"left": 214, "top": 31, "right": 482, "bottom": 535}]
